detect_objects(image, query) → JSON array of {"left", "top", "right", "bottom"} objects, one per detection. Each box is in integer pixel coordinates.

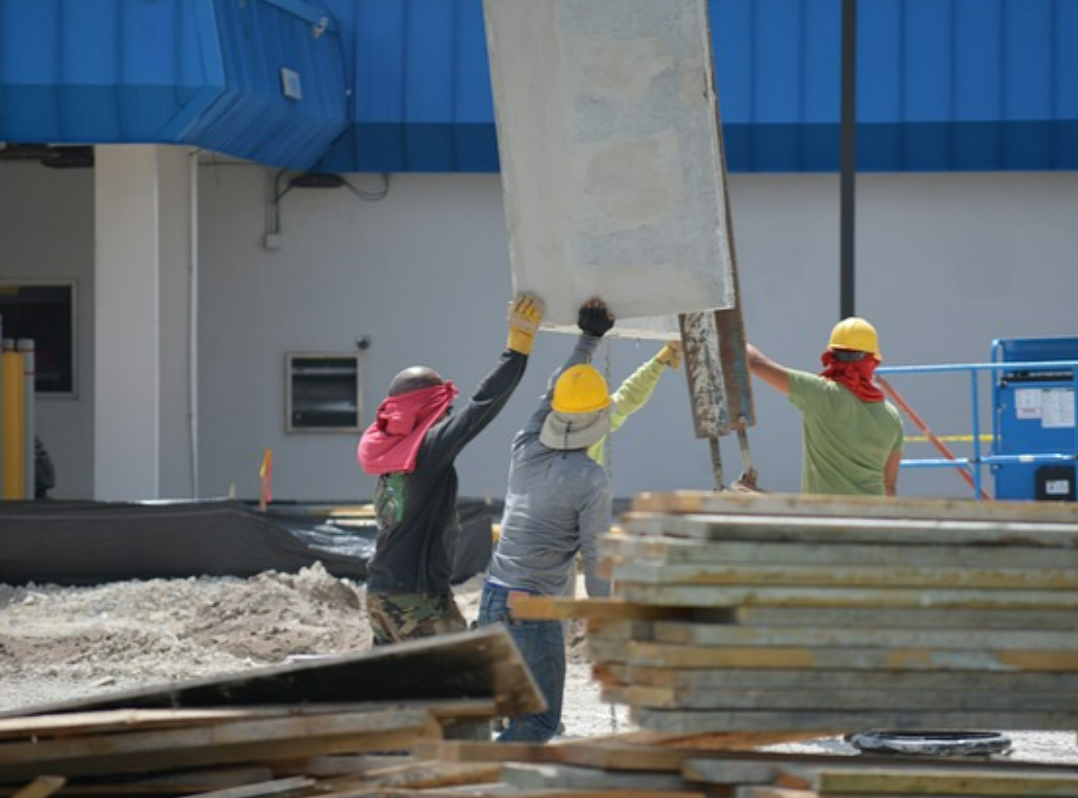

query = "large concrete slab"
[{"left": 484, "top": 0, "right": 734, "bottom": 339}]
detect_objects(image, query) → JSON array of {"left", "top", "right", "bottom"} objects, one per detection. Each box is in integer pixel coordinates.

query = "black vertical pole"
[{"left": 840, "top": 0, "right": 857, "bottom": 319}]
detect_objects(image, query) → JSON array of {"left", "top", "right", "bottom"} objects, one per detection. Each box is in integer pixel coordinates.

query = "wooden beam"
[
  {"left": 614, "top": 582, "right": 1078, "bottom": 610},
  {"left": 629, "top": 490, "right": 1078, "bottom": 524}
]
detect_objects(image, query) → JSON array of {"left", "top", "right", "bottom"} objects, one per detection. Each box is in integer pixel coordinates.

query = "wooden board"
[
  {"left": 610, "top": 561, "right": 1078, "bottom": 591},
  {"left": 619, "top": 512, "right": 1078, "bottom": 548},
  {"left": 601, "top": 534, "right": 1078, "bottom": 570},
  {"left": 597, "top": 640, "right": 1078, "bottom": 672},
  {"left": 597, "top": 665, "right": 1078, "bottom": 693},
  {"left": 1, "top": 627, "right": 543, "bottom": 721},
  {"left": 812, "top": 766, "right": 1078, "bottom": 796},
  {"left": 501, "top": 761, "right": 702, "bottom": 792},
  {"left": 732, "top": 606, "right": 1078, "bottom": 631},
  {"left": 630, "top": 491, "right": 1078, "bottom": 524},
  {"left": 642, "top": 621, "right": 1078, "bottom": 651},
  {"left": 604, "top": 684, "right": 1075, "bottom": 712},
  {"left": 508, "top": 595, "right": 697, "bottom": 621},
  {"left": 613, "top": 582, "right": 1078, "bottom": 610},
  {"left": 630, "top": 707, "right": 1078, "bottom": 734},
  {"left": 0, "top": 709, "right": 442, "bottom": 781}
]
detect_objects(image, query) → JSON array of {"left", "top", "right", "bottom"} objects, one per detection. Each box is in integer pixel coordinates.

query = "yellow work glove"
[
  {"left": 506, "top": 292, "right": 545, "bottom": 355},
  {"left": 656, "top": 340, "right": 682, "bottom": 369}
]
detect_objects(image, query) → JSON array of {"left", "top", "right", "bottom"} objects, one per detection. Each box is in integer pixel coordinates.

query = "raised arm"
[{"left": 746, "top": 342, "right": 791, "bottom": 396}]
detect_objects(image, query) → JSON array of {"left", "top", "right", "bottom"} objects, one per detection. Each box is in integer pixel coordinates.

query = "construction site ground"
[{"left": 1, "top": 562, "right": 1074, "bottom": 764}]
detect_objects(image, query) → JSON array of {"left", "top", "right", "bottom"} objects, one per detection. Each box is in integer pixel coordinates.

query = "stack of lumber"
[
  {"left": 518, "top": 491, "right": 1078, "bottom": 735},
  {"left": 411, "top": 738, "right": 1078, "bottom": 797},
  {"left": 3, "top": 571, "right": 1076, "bottom": 798},
  {"left": 0, "top": 626, "right": 543, "bottom": 797},
  {"left": 6, "top": 731, "right": 1078, "bottom": 797}
]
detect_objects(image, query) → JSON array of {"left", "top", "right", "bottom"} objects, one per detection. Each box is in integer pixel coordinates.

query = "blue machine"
[{"left": 991, "top": 337, "right": 1078, "bottom": 501}]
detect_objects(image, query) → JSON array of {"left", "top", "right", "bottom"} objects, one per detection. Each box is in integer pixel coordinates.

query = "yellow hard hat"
[
  {"left": 551, "top": 365, "right": 612, "bottom": 413},
  {"left": 828, "top": 317, "right": 882, "bottom": 359}
]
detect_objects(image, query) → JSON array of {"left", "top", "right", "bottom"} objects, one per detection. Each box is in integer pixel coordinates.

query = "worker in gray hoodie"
[{"left": 478, "top": 298, "right": 615, "bottom": 743}]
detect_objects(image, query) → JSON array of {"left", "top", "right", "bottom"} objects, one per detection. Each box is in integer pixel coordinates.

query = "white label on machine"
[
  {"left": 1045, "top": 479, "right": 1071, "bottom": 496},
  {"left": 483, "top": 0, "right": 735, "bottom": 337},
  {"left": 1015, "top": 388, "right": 1042, "bottom": 420},
  {"left": 1041, "top": 388, "right": 1075, "bottom": 429}
]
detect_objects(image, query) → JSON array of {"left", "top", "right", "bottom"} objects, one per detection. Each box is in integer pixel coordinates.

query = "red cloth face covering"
[
  {"left": 357, "top": 381, "right": 459, "bottom": 475},
  {"left": 819, "top": 350, "right": 884, "bottom": 402}
]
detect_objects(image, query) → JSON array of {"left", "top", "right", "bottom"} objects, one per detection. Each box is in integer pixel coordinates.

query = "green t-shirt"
[{"left": 787, "top": 369, "right": 904, "bottom": 496}]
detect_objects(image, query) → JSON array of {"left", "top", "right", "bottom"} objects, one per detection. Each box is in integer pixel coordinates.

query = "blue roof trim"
[
  {"left": 311, "top": 0, "right": 1078, "bottom": 173},
  {"left": 0, "top": 0, "right": 223, "bottom": 142},
  {"left": 175, "top": 0, "right": 348, "bottom": 169},
  {"left": 0, "top": 0, "right": 346, "bottom": 169}
]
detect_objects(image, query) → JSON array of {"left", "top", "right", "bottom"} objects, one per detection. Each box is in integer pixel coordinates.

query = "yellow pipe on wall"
[{"left": 1, "top": 347, "right": 25, "bottom": 499}]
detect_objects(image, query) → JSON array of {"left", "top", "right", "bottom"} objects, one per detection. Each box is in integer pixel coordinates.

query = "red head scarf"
[
  {"left": 357, "top": 381, "right": 458, "bottom": 475},
  {"left": 819, "top": 351, "right": 884, "bottom": 402}
]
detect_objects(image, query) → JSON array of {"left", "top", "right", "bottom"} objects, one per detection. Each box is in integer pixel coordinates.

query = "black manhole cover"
[{"left": 845, "top": 730, "right": 1013, "bottom": 757}]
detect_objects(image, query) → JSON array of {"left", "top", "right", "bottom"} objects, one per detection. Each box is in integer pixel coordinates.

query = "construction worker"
[
  {"left": 35, "top": 435, "right": 56, "bottom": 499},
  {"left": 746, "top": 317, "right": 904, "bottom": 496},
  {"left": 479, "top": 299, "right": 616, "bottom": 743},
  {"left": 588, "top": 339, "right": 682, "bottom": 468},
  {"left": 357, "top": 292, "right": 544, "bottom": 647}
]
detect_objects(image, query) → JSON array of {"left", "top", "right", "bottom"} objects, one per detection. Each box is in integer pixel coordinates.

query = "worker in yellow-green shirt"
[{"left": 587, "top": 338, "right": 682, "bottom": 467}]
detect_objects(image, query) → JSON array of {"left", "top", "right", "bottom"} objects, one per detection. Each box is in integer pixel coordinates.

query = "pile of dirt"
[{"left": 0, "top": 564, "right": 369, "bottom": 705}]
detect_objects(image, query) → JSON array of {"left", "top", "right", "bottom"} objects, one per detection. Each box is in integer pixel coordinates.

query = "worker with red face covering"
[
  {"left": 746, "top": 317, "right": 904, "bottom": 496},
  {"left": 357, "top": 292, "right": 544, "bottom": 646}
]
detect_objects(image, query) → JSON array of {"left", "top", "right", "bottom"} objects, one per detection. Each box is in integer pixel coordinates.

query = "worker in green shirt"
[{"left": 746, "top": 317, "right": 904, "bottom": 497}]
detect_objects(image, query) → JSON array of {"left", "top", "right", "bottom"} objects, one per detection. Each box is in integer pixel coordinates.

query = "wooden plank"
[
  {"left": 601, "top": 534, "right": 1078, "bottom": 570},
  {"left": 605, "top": 684, "right": 1076, "bottom": 712},
  {"left": 0, "top": 702, "right": 492, "bottom": 744},
  {"left": 602, "top": 639, "right": 1078, "bottom": 672},
  {"left": 813, "top": 766, "right": 1078, "bottom": 796},
  {"left": 415, "top": 740, "right": 801, "bottom": 773},
  {"left": 645, "top": 621, "right": 1078, "bottom": 651},
  {"left": 0, "top": 767, "right": 280, "bottom": 797},
  {"left": 0, "top": 709, "right": 263, "bottom": 742},
  {"left": 629, "top": 490, "right": 1078, "bottom": 524},
  {"left": 630, "top": 707, "right": 1078, "bottom": 734},
  {"left": 500, "top": 762, "right": 703, "bottom": 793},
  {"left": 508, "top": 595, "right": 694, "bottom": 621},
  {"left": 678, "top": 759, "right": 779, "bottom": 785},
  {"left": 619, "top": 512, "right": 1078, "bottom": 548},
  {"left": 614, "top": 582, "right": 1078, "bottom": 610},
  {"left": 175, "top": 776, "right": 316, "bottom": 798},
  {"left": 734, "top": 606, "right": 1078, "bottom": 631},
  {"left": 8, "top": 778, "right": 64, "bottom": 798},
  {"left": 322, "top": 760, "right": 501, "bottom": 792},
  {"left": 735, "top": 789, "right": 817, "bottom": 798},
  {"left": 603, "top": 665, "right": 1078, "bottom": 692},
  {"left": 1, "top": 626, "right": 542, "bottom": 721},
  {"left": 0, "top": 709, "right": 441, "bottom": 780},
  {"left": 611, "top": 561, "right": 1078, "bottom": 591}
]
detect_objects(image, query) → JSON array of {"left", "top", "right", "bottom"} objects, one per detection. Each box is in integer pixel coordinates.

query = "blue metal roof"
[
  {"left": 0, "top": 0, "right": 1075, "bottom": 173},
  {"left": 0, "top": 0, "right": 347, "bottom": 170},
  {"left": 315, "top": 0, "right": 1078, "bottom": 173}
]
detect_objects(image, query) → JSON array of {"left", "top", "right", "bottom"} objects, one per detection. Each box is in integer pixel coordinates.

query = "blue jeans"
[{"left": 478, "top": 582, "right": 564, "bottom": 743}]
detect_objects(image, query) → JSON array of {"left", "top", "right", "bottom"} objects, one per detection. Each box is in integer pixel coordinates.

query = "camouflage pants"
[{"left": 366, "top": 590, "right": 467, "bottom": 647}]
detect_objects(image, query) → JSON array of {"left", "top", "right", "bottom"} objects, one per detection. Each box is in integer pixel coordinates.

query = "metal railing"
[{"left": 875, "top": 359, "right": 1078, "bottom": 501}]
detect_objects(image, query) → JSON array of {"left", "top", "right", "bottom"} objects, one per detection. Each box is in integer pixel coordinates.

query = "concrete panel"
[{"left": 483, "top": 0, "right": 734, "bottom": 337}]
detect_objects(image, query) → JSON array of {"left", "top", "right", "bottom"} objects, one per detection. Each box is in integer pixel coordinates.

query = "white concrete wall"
[
  {"left": 0, "top": 163, "right": 95, "bottom": 499},
  {"left": 2, "top": 161, "right": 1077, "bottom": 501}
]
